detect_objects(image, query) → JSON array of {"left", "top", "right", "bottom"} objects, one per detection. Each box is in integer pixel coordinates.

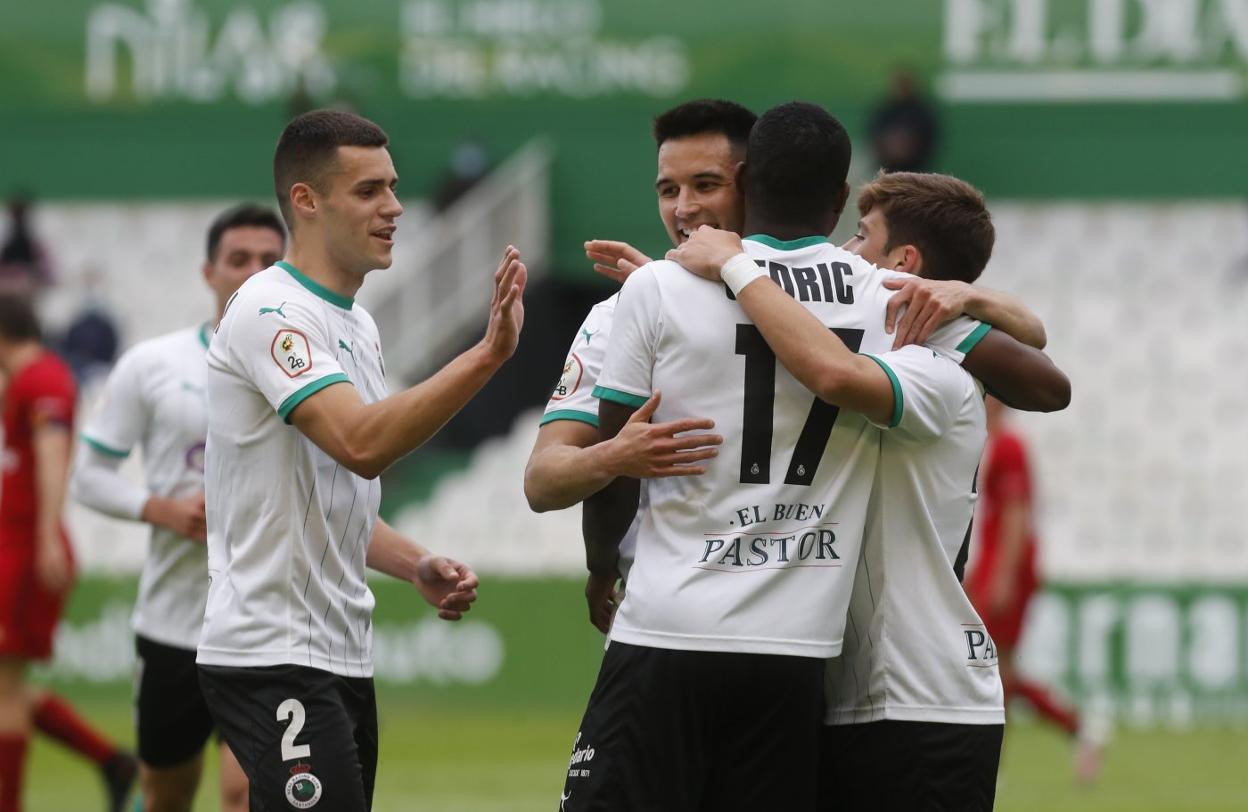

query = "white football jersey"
[
  {"left": 541, "top": 293, "right": 639, "bottom": 578},
  {"left": 594, "top": 235, "right": 984, "bottom": 658},
  {"left": 80, "top": 325, "right": 213, "bottom": 650},
  {"left": 197, "top": 262, "right": 387, "bottom": 677},
  {"left": 825, "top": 345, "right": 1004, "bottom": 725}
]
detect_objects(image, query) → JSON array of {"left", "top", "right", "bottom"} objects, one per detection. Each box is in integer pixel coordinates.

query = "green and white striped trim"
[
  {"left": 591, "top": 385, "right": 649, "bottom": 409},
  {"left": 864, "top": 355, "right": 905, "bottom": 429},
  {"left": 539, "top": 409, "right": 599, "bottom": 428},
  {"left": 81, "top": 434, "right": 130, "bottom": 459},
  {"left": 278, "top": 373, "right": 350, "bottom": 422}
]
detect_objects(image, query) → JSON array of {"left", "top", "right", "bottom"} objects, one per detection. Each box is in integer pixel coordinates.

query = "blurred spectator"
[
  {"left": 432, "top": 139, "right": 492, "bottom": 212},
  {"left": 0, "top": 194, "right": 54, "bottom": 299},
  {"left": 868, "top": 68, "right": 939, "bottom": 173},
  {"left": 58, "top": 268, "right": 119, "bottom": 385}
]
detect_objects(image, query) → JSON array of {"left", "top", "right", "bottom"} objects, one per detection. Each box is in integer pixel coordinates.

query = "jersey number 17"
[{"left": 736, "top": 324, "right": 864, "bottom": 486}]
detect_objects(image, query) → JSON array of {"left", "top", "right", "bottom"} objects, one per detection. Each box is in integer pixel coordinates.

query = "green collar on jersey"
[
  {"left": 276, "top": 261, "right": 354, "bottom": 310},
  {"left": 198, "top": 323, "right": 211, "bottom": 350},
  {"left": 744, "top": 234, "right": 829, "bottom": 251}
]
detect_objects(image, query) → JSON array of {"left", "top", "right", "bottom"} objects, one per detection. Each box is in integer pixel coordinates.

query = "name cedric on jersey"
[
  {"left": 726, "top": 258, "right": 856, "bottom": 304},
  {"left": 699, "top": 501, "right": 838, "bottom": 572}
]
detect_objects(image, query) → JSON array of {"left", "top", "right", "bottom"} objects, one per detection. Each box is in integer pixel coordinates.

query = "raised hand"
[
  {"left": 584, "top": 239, "right": 652, "bottom": 284},
  {"left": 481, "top": 245, "right": 527, "bottom": 365}
]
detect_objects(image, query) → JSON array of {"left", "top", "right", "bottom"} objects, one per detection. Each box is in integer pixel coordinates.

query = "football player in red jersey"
[
  {"left": 967, "top": 396, "right": 1104, "bottom": 783},
  {"left": 0, "top": 296, "right": 137, "bottom": 812}
]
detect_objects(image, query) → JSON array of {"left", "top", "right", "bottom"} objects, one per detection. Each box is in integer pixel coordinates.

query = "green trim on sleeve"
[
  {"left": 81, "top": 435, "right": 130, "bottom": 459},
  {"left": 743, "top": 234, "right": 829, "bottom": 251},
  {"left": 864, "top": 355, "right": 905, "bottom": 429},
  {"left": 198, "top": 323, "right": 211, "bottom": 350},
  {"left": 591, "top": 385, "right": 650, "bottom": 409},
  {"left": 956, "top": 323, "right": 992, "bottom": 355},
  {"left": 276, "top": 261, "right": 355, "bottom": 310},
  {"left": 539, "top": 409, "right": 599, "bottom": 428},
  {"left": 277, "top": 373, "right": 351, "bottom": 422}
]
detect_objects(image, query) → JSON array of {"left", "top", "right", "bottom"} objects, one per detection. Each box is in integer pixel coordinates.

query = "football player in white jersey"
[
  {"left": 195, "top": 110, "right": 522, "bottom": 812},
  {"left": 524, "top": 100, "right": 755, "bottom": 630},
  {"left": 671, "top": 172, "right": 1070, "bottom": 810},
  {"left": 73, "top": 204, "right": 285, "bottom": 811}
]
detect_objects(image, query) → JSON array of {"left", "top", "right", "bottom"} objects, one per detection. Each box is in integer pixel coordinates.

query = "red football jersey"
[
  {"left": 1, "top": 351, "right": 77, "bottom": 532},
  {"left": 967, "top": 429, "right": 1039, "bottom": 597}
]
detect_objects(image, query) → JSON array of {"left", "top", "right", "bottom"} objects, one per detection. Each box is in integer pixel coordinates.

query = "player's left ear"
[{"left": 895, "top": 244, "right": 922, "bottom": 275}]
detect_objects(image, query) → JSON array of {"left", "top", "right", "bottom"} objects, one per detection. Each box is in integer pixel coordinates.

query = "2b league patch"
[
  {"left": 551, "top": 353, "right": 584, "bottom": 401},
  {"left": 272, "top": 330, "right": 313, "bottom": 378}
]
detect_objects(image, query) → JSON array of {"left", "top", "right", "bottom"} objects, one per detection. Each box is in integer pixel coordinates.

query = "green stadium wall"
[{"left": 37, "top": 576, "right": 1248, "bottom": 725}]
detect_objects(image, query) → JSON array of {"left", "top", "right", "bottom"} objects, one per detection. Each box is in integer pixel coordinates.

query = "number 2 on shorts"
[{"left": 277, "top": 698, "right": 312, "bottom": 761}]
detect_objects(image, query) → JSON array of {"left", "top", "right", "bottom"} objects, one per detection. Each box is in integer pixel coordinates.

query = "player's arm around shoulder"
[
  {"left": 668, "top": 227, "right": 897, "bottom": 425},
  {"left": 880, "top": 278, "right": 1068, "bottom": 413},
  {"left": 960, "top": 329, "right": 1070, "bottom": 413},
  {"left": 883, "top": 275, "right": 1047, "bottom": 351},
  {"left": 287, "top": 247, "right": 526, "bottom": 479}
]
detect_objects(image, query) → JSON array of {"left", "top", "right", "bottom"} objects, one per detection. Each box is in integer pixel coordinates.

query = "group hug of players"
[{"left": 0, "top": 95, "right": 1088, "bottom": 812}]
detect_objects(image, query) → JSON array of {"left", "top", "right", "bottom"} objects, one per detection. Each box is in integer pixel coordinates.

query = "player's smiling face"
[
  {"left": 655, "top": 133, "right": 744, "bottom": 248},
  {"left": 204, "top": 226, "right": 284, "bottom": 307},
  {"left": 321, "top": 145, "right": 403, "bottom": 275},
  {"left": 842, "top": 208, "right": 909, "bottom": 272}
]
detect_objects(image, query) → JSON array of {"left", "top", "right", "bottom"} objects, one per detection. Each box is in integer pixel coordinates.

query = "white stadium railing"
[{"left": 356, "top": 139, "right": 552, "bottom": 384}]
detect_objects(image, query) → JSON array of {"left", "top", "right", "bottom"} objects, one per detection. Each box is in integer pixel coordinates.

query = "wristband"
[{"left": 721, "top": 252, "right": 767, "bottom": 296}]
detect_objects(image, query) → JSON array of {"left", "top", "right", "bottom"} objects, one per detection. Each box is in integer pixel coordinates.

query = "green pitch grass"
[{"left": 23, "top": 695, "right": 1247, "bottom": 811}]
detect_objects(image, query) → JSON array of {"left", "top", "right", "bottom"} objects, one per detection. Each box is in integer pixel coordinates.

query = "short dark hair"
[
  {"left": 743, "top": 102, "right": 852, "bottom": 224},
  {"left": 652, "top": 99, "right": 757, "bottom": 157},
  {"left": 273, "top": 110, "right": 390, "bottom": 229},
  {"left": 0, "top": 295, "right": 41, "bottom": 342},
  {"left": 857, "top": 171, "right": 995, "bottom": 284},
  {"left": 206, "top": 204, "right": 286, "bottom": 262}
]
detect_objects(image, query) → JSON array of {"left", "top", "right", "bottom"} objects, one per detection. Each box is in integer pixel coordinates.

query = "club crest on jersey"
[
  {"left": 550, "top": 353, "right": 584, "bottom": 401},
  {"left": 272, "top": 330, "right": 313, "bottom": 378},
  {"left": 284, "top": 770, "right": 322, "bottom": 809}
]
